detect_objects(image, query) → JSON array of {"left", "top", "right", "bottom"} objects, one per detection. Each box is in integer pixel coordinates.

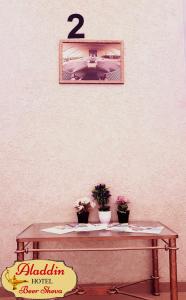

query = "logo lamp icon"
[{"left": 5, "top": 269, "right": 28, "bottom": 290}]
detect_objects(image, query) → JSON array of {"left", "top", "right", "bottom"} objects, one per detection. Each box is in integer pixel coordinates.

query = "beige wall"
[{"left": 0, "top": 0, "right": 186, "bottom": 283}]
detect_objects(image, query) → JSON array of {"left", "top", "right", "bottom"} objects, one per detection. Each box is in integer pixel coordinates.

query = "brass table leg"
[
  {"left": 169, "top": 238, "right": 178, "bottom": 300},
  {"left": 17, "top": 241, "right": 24, "bottom": 261},
  {"left": 151, "top": 239, "right": 160, "bottom": 296},
  {"left": 33, "top": 241, "right": 39, "bottom": 259},
  {"left": 16, "top": 241, "right": 24, "bottom": 300}
]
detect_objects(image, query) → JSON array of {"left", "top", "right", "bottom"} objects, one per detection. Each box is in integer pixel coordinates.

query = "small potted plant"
[
  {"left": 92, "top": 184, "right": 111, "bottom": 224},
  {"left": 116, "top": 196, "right": 130, "bottom": 223},
  {"left": 74, "top": 197, "right": 95, "bottom": 223}
]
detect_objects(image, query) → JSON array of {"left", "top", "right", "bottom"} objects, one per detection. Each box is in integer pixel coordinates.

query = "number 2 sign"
[{"left": 67, "top": 14, "right": 85, "bottom": 39}]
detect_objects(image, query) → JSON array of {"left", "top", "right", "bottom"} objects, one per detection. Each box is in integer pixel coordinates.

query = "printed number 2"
[{"left": 67, "top": 14, "right": 85, "bottom": 39}]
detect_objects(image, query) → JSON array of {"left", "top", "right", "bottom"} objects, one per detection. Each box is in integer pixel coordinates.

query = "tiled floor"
[
  {"left": 67, "top": 294, "right": 185, "bottom": 299},
  {"left": 1, "top": 293, "right": 186, "bottom": 299},
  {"left": 1, "top": 286, "right": 185, "bottom": 299}
]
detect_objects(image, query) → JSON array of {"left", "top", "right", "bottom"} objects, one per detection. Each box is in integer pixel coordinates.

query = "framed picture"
[{"left": 59, "top": 40, "right": 124, "bottom": 84}]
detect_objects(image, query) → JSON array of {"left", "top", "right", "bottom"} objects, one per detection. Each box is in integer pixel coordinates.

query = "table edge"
[{"left": 16, "top": 221, "right": 179, "bottom": 242}]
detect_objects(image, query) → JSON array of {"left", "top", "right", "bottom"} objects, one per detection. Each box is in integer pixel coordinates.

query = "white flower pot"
[{"left": 98, "top": 211, "right": 111, "bottom": 224}]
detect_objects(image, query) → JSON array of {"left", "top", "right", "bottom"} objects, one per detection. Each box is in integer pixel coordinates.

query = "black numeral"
[{"left": 68, "top": 14, "right": 85, "bottom": 39}]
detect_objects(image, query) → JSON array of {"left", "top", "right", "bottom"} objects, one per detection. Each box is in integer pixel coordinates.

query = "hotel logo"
[{"left": 1, "top": 260, "right": 77, "bottom": 299}]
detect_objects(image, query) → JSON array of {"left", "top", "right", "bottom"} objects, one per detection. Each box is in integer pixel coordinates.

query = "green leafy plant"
[{"left": 92, "top": 184, "right": 111, "bottom": 211}]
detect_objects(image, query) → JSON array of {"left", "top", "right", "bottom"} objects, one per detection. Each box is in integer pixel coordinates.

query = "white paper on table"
[
  {"left": 106, "top": 224, "right": 128, "bottom": 232},
  {"left": 74, "top": 223, "right": 108, "bottom": 232},
  {"left": 108, "top": 224, "right": 164, "bottom": 234},
  {"left": 128, "top": 225, "right": 164, "bottom": 234},
  {"left": 41, "top": 225, "right": 75, "bottom": 235}
]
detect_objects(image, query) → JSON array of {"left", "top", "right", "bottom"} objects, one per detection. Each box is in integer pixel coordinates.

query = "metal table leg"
[
  {"left": 151, "top": 239, "right": 160, "bottom": 296},
  {"left": 33, "top": 241, "right": 39, "bottom": 259},
  {"left": 169, "top": 238, "right": 178, "bottom": 300},
  {"left": 17, "top": 241, "right": 24, "bottom": 300},
  {"left": 17, "top": 241, "right": 24, "bottom": 261}
]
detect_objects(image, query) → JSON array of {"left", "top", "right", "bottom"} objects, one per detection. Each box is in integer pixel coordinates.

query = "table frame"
[{"left": 16, "top": 222, "right": 178, "bottom": 300}]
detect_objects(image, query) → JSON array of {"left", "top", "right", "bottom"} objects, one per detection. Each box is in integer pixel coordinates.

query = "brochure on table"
[{"left": 41, "top": 223, "right": 164, "bottom": 235}]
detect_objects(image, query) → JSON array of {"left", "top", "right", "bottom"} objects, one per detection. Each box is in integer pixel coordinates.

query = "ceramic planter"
[
  {"left": 98, "top": 211, "right": 111, "bottom": 224},
  {"left": 117, "top": 210, "right": 130, "bottom": 223},
  {"left": 77, "top": 211, "right": 89, "bottom": 223}
]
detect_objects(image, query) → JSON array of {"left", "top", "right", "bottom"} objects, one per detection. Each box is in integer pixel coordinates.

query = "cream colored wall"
[{"left": 0, "top": 0, "right": 186, "bottom": 283}]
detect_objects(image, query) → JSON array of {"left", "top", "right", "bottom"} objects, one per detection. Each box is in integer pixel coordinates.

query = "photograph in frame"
[{"left": 59, "top": 40, "right": 124, "bottom": 84}]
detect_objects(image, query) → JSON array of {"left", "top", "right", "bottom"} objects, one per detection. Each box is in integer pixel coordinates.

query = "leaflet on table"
[
  {"left": 74, "top": 223, "right": 108, "bottom": 231},
  {"left": 41, "top": 223, "right": 108, "bottom": 234},
  {"left": 108, "top": 224, "right": 164, "bottom": 234},
  {"left": 41, "top": 225, "right": 75, "bottom": 234},
  {"left": 41, "top": 223, "right": 164, "bottom": 235}
]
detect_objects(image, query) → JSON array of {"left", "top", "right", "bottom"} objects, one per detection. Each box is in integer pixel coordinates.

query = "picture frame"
[{"left": 59, "top": 40, "right": 124, "bottom": 84}]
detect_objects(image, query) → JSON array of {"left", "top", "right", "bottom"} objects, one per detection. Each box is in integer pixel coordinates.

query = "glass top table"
[
  {"left": 16, "top": 221, "right": 178, "bottom": 300},
  {"left": 17, "top": 221, "right": 178, "bottom": 241}
]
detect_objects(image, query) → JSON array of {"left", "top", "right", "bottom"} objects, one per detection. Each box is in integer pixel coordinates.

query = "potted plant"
[
  {"left": 74, "top": 197, "right": 95, "bottom": 223},
  {"left": 92, "top": 184, "right": 111, "bottom": 224},
  {"left": 116, "top": 196, "right": 130, "bottom": 223}
]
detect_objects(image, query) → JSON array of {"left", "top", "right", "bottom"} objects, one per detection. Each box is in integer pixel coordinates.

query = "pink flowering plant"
[
  {"left": 116, "top": 196, "right": 129, "bottom": 213},
  {"left": 74, "top": 197, "right": 96, "bottom": 214}
]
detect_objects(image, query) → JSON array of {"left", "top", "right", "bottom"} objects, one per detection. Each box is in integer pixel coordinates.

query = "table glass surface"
[{"left": 16, "top": 221, "right": 178, "bottom": 242}]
